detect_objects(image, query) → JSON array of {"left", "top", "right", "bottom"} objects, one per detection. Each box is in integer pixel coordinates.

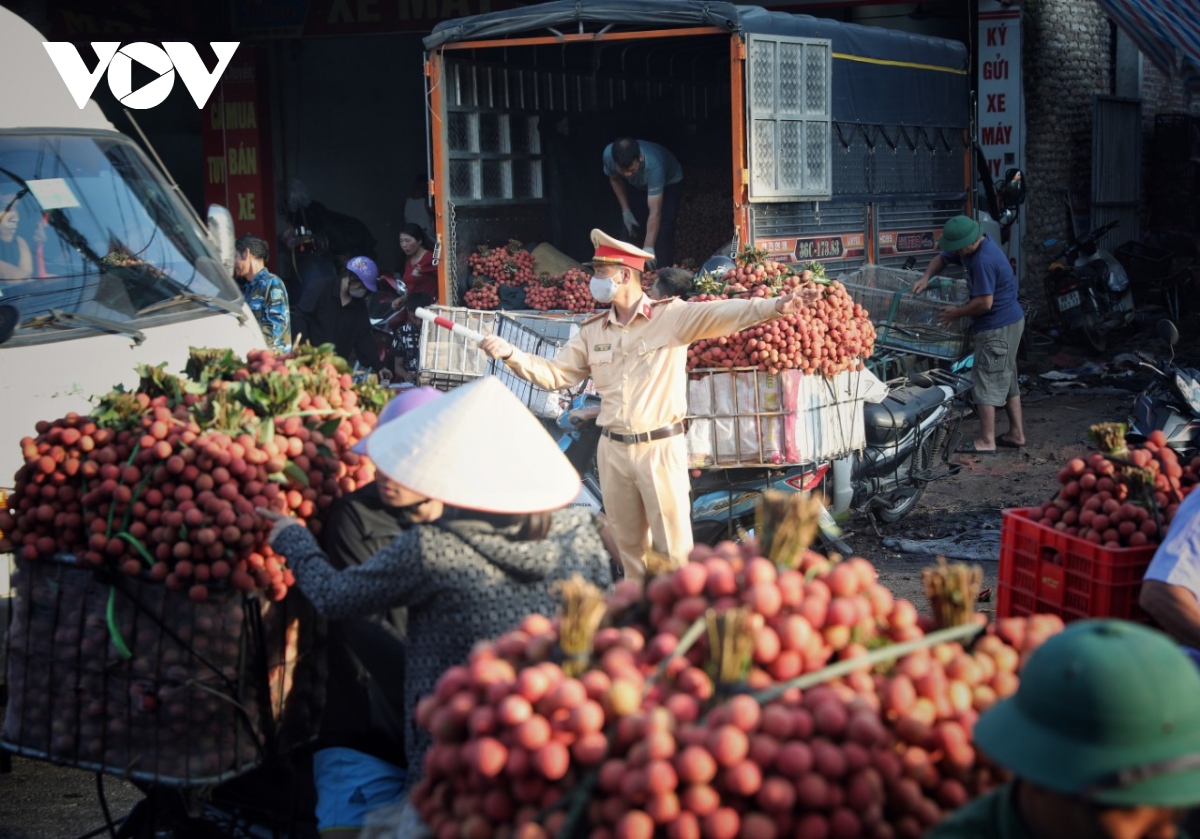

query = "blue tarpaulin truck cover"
[{"left": 425, "top": 0, "right": 969, "bottom": 128}]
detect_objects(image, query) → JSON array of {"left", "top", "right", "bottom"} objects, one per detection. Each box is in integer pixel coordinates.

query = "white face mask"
[{"left": 590, "top": 272, "right": 621, "bottom": 304}]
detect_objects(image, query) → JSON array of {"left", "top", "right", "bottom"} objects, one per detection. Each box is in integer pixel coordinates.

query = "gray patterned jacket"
[{"left": 272, "top": 507, "right": 613, "bottom": 777}]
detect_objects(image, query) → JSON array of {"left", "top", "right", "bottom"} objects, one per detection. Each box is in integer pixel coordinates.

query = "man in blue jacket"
[
  {"left": 915, "top": 215, "right": 1026, "bottom": 454},
  {"left": 235, "top": 234, "right": 292, "bottom": 353}
]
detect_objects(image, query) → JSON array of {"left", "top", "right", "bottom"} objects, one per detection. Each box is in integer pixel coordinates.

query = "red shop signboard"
[{"left": 201, "top": 47, "right": 274, "bottom": 243}]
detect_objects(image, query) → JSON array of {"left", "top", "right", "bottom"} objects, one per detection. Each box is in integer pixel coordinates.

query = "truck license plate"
[{"left": 1058, "top": 290, "right": 1081, "bottom": 311}]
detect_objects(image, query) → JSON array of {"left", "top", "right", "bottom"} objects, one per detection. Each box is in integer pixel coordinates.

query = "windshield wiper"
[
  {"left": 137, "top": 292, "right": 248, "bottom": 324},
  {"left": 23, "top": 308, "right": 147, "bottom": 345}
]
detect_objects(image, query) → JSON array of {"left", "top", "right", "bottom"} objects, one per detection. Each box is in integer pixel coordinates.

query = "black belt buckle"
[
  {"left": 603, "top": 423, "right": 679, "bottom": 444},
  {"left": 604, "top": 428, "right": 632, "bottom": 444},
  {"left": 603, "top": 427, "right": 633, "bottom": 444}
]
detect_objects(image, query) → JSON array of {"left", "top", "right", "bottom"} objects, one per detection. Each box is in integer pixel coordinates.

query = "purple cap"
[{"left": 352, "top": 386, "right": 443, "bottom": 455}]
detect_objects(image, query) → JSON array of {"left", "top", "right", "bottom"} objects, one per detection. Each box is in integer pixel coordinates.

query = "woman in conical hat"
[
  {"left": 260, "top": 376, "right": 614, "bottom": 787},
  {"left": 310, "top": 385, "right": 445, "bottom": 837}
]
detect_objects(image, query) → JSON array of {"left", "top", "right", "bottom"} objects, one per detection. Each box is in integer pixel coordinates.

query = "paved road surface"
[{"left": 0, "top": 756, "right": 141, "bottom": 839}]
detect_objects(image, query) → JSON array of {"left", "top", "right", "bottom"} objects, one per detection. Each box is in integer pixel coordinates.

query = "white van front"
[{"left": 0, "top": 131, "right": 266, "bottom": 491}]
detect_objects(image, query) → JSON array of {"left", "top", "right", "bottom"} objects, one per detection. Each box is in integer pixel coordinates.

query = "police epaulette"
[{"left": 579, "top": 310, "right": 608, "bottom": 326}]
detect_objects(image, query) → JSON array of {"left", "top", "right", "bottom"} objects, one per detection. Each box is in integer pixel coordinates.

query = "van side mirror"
[
  {"left": 0, "top": 304, "right": 18, "bottom": 345},
  {"left": 1000, "top": 168, "right": 1026, "bottom": 207},
  {"left": 207, "top": 204, "right": 237, "bottom": 278}
]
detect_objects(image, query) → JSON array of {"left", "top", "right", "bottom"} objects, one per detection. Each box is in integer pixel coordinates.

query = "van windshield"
[{"left": 0, "top": 133, "right": 240, "bottom": 345}]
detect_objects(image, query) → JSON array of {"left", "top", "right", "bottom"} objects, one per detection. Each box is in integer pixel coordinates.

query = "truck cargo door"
[{"left": 744, "top": 34, "right": 832, "bottom": 202}]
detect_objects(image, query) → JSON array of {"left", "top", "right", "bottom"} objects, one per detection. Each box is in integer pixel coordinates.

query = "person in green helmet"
[
  {"left": 914, "top": 214, "right": 1027, "bottom": 454},
  {"left": 927, "top": 619, "right": 1200, "bottom": 839}
]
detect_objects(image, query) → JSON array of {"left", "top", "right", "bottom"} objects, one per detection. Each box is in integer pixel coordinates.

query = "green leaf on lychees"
[
  {"left": 283, "top": 461, "right": 310, "bottom": 487},
  {"left": 117, "top": 531, "right": 156, "bottom": 566}
]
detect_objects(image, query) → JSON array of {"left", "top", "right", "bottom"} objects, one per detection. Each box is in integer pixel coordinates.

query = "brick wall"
[
  {"left": 1141, "top": 61, "right": 1200, "bottom": 119},
  {"left": 1021, "top": 1, "right": 1200, "bottom": 286},
  {"left": 1021, "top": 0, "right": 1114, "bottom": 289}
]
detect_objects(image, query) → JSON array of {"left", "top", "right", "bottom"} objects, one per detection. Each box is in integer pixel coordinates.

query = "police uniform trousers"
[{"left": 597, "top": 433, "right": 693, "bottom": 582}]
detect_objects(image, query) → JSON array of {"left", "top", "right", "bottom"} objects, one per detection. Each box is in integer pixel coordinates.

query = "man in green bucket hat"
[
  {"left": 914, "top": 214, "right": 1027, "bottom": 455},
  {"left": 927, "top": 619, "right": 1200, "bottom": 839}
]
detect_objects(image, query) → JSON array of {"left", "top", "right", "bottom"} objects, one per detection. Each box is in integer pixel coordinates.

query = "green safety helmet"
[
  {"left": 974, "top": 619, "right": 1200, "bottom": 808},
  {"left": 938, "top": 215, "right": 981, "bottom": 252}
]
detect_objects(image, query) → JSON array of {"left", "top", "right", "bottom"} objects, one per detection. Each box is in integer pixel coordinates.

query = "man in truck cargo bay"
[
  {"left": 603, "top": 138, "right": 682, "bottom": 270},
  {"left": 479, "top": 229, "right": 815, "bottom": 582}
]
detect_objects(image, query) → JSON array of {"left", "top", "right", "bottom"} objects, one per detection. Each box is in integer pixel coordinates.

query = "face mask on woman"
[{"left": 340, "top": 275, "right": 367, "bottom": 305}]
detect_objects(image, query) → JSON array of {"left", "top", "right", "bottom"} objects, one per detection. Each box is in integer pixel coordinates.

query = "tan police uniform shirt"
[{"left": 504, "top": 294, "right": 782, "bottom": 434}]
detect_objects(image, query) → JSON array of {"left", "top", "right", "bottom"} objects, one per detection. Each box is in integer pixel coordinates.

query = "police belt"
[{"left": 600, "top": 421, "right": 686, "bottom": 445}]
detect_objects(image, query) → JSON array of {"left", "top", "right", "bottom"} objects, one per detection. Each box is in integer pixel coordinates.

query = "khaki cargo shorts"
[{"left": 972, "top": 317, "right": 1024, "bottom": 407}]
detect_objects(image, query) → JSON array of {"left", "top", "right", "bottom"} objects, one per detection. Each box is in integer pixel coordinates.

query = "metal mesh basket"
[
  {"left": 504, "top": 311, "right": 588, "bottom": 344},
  {"left": 417, "top": 305, "right": 497, "bottom": 391},
  {"left": 836, "top": 265, "right": 971, "bottom": 360},
  {"left": 2, "top": 558, "right": 325, "bottom": 788},
  {"left": 1114, "top": 241, "right": 1191, "bottom": 286},
  {"left": 837, "top": 265, "right": 969, "bottom": 303},
  {"left": 487, "top": 313, "right": 588, "bottom": 418}
]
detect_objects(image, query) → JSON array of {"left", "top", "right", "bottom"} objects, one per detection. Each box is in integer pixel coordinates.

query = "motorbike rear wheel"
[
  {"left": 1077, "top": 297, "right": 1107, "bottom": 354},
  {"left": 692, "top": 516, "right": 752, "bottom": 546},
  {"left": 871, "top": 436, "right": 935, "bottom": 524}
]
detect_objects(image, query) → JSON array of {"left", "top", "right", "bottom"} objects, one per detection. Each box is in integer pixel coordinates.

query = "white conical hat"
[
  {"left": 351, "top": 386, "right": 442, "bottom": 455},
  {"left": 364, "top": 376, "right": 582, "bottom": 514}
]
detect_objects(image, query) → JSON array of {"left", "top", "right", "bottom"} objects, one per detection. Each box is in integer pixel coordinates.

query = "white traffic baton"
[{"left": 413, "top": 306, "right": 485, "bottom": 345}]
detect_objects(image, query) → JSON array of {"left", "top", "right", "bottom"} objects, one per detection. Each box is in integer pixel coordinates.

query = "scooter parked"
[
  {"left": 1128, "top": 319, "right": 1200, "bottom": 460},
  {"left": 1042, "top": 219, "right": 1134, "bottom": 353}
]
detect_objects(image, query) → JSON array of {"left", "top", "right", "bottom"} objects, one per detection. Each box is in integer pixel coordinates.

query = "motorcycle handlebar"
[
  {"left": 1138, "top": 360, "right": 1168, "bottom": 379},
  {"left": 1080, "top": 220, "right": 1120, "bottom": 247},
  {"left": 1050, "top": 220, "right": 1121, "bottom": 263}
]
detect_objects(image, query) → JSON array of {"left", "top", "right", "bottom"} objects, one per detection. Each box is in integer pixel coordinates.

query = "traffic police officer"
[
  {"left": 927, "top": 619, "right": 1200, "bottom": 839},
  {"left": 480, "top": 229, "right": 815, "bottom": 581}
]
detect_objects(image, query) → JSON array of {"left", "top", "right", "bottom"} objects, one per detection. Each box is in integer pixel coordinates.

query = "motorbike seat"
[{"left": 864, "top": 385, "right": 946, "bottom": 431}]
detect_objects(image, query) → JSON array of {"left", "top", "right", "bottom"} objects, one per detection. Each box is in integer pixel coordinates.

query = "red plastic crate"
[{"left": 998, "top": 508, "right": 1158, "bottom": 624}]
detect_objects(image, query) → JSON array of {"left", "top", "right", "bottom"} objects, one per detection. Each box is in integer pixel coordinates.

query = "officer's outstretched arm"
[
  {"left": 669, "top": 296, "right": 783, "bottom": 345},
  {"left": 503, "top": 329, "right": 591, "bottom": 391}
]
